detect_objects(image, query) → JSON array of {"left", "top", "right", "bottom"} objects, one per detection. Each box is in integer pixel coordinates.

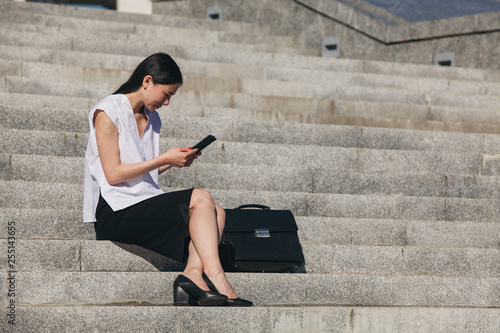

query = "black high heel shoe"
[
  {"left": 173, "top": 275, "right": 228, "bottom": 306},
  {"left": 202, "top": 273, "right": 253, "bottom": 307}
]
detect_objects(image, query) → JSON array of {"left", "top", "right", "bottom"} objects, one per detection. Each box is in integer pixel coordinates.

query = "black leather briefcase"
[{"left": 219, "top": 204, "right": 306, "bottom": 273}]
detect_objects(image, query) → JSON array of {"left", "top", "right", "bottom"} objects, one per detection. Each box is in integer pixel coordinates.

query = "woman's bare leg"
[
  {"left": 181, "top": 189, "right": 238, "bottom": 298},
  {"left": 181, "top": 203, "right": 224, "bottom": 290}
]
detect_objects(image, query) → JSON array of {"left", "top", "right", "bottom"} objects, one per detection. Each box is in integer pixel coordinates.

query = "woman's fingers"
[
  {"left": 163, "top": 147, "right": 202, "bottom": 168},
  {"left": 182, "top": 147, "right": 201, "bottom": 167}
]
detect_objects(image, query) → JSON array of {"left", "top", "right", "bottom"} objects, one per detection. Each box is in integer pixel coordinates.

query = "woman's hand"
[
  {"left": 94, "top": 109, "right": 202, "bottom": 184},
  {"left": 161, "top": 147, "right": 201, "bottom": 168}
]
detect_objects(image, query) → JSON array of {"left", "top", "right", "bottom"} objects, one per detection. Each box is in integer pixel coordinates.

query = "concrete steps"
[
  {"left": 0, "top": 22, "right": 298, "bottom": 56},
  {"left": 3, "top": 270, "right": 499, "bottom": 308},
  {"left": 3, "top": 92, "right": 500, "bottom": 133},
  {"left": 4, "top": 72, "right": 500, "bottom": 133},
  {"left": 1, "top": 11, "right": 500, "bottom": 135},
  {"left": 8, "top": 306, "right": 500, "bottom": 333},
  {"left": 6, "top": 44, "right": 500, "bottom": 97},
  {"left": 2, "top": 206, "right": 499, "bottom": 249},
  {"left": 2, "top": 12, "right": 500, "bottom": 135},
  {"left": 6, "top": 238, "right": 500, "bottom": 277},
  {"left": 0, "top": 128, "right": 489, "bottom": 180},
  {"left": 3, "top": 103, "right": 497, "bottom": 151},
  {"left": 2, "top": 180, "right": 499, "bottom": 224},
  {"left": 1, "top": 1, "right": 500, "bottom": 331},
  {"left": 4, "top": 152, "right": 500, "bottom": 200},
  {"left": 1, "top": 0, "right": 499, "bottom": 80},
  {"left": 3, "top": 59, "right": 500, "bottom": 133},
  {"left": 3, "top": 45, "right": 500, "bottom": 102},
  {"left": 0, "top": 0, "right": 272, "bottom": 35},
  {"left": 2, "top": 41, "right": 500, "bottom": 84},
  {"left": 7, "top": 59, "right": 500, "bottom": 108},
  {"left": 5, "top": 73, "right": 500, "bottom": 127},
  {"left": 0, "top": 19, "right": 298, "bottom": 56}
]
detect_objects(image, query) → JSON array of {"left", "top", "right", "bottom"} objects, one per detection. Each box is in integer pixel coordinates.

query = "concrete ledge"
[
  {"left": 300, "top": 217, "right": 500, "bottom": 249},
  {"left": 3, "top": 44, "right": 500, "bottom": 83},
  {"left": 9, "top": 306, "right": 500, "bottom": 333},
  {"left": 2, "top": 206, "right": 498, "bottom": 249},
  {"left": 14, "top": 59, "right": 500, "bottom": 97},
  {"left": 0, "top": 127, "right": 486, "bottom": 174},
  {"left": 0, "top": 207, "right": 93, "bottom": 240},
  {"left": 4, "top": 95, "right": 500, "bottom": 135},
  {"left": 6, "top": 73, "right": 500, "bottom": 111},
  {"left": 2, "top": 180, "right": 500, "bottom": 222},
  {"left": 5, "top": 239, "right": 499, "bottom": 277},
  {"left": 6, "top": 154, "right": 500, "bottom": 200},
  {"left": 2, "top": 104, "right": 498, "bottom": 153},
  {"left": 2, "top": 206, "right": 499, "bottom": 249},
  {"left": 12, "top": 271, "right": 500, "bottom": 307},
  {"left": 0, "top": 0, "right": 268, "bottom": 34}
]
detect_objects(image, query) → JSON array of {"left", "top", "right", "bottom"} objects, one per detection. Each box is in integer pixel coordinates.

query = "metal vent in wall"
[
  {"left": 322, "top": 37, "right": 340, "bottom": 58},
  {"left": 435, "top": 52, "right": 455, "bottom": 66},
  {"left": 207, "top": 6, "right": 222, "bottom": 20}
]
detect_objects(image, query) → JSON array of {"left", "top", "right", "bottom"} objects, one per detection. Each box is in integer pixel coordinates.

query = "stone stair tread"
[
  {"left": 0, "top": 21, "right": 296, "bottom": 53},
  {"left": 0, "top": 28, "right": 294, "bottom": 61},
  {"left": 7, "top": 239, "right": 499, "bottom": 278},
  {"left": 7, "top": 271, "right": 500, "bottom": 308},
  {"left": 3, "top": 207, "right": 498, "bottom": 249},
  {"left": 6, "top": 73, "right": 500, "bottom": 111},
  {"left": 1, "top": 180, "right": 498, "bottom": 222},
  {"left": 7, "top": 59, "right": 500, "bottom": 97},
  {"left": 0, "top": 129, "right": 484, "bottom": 175},
  {"left": 4, "top": 154, "right": 499, "bottom": 200},
  {"left": 2, "top": 100, "right": 499, "bottom": 151},
  {"left": 184, "top": 107, "right": 500, "bottom": 134},
  {"left": 299, "top": 217, "right": 500, "bottom": 249},
  {"left": 2, "top": 92, "right": 494, "bottom": 136},
  {"left": 1, "top": 37, "right": 500, "bottom": 85},
  {"left": 0, "top": 0, "right": 272, "bottom": 34},
  {"left": 266, "top": 66, "right": 500, "bottom": 96},
  {"left": 0, "top": 92, "right": 95, "bottom": 110},
  {"left": 8, "top": 305, "right": 500, "bottom": 333},
  {"left": 4, "top": 96, "right": 500, "bottom": 140}
]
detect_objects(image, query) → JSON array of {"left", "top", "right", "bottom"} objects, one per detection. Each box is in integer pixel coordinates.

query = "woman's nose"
[{"left": 163, "top": 99, "right": 170, "bottom": 106}]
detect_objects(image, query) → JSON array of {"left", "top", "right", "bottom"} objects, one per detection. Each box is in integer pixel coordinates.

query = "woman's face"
[{"left": 143, "top": 77, "right": 181, "bottom": 111}]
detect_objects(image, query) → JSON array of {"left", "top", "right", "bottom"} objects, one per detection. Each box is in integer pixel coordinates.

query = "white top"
[{"left": 83, "top": 94, "right": 164, "bottom": 223}]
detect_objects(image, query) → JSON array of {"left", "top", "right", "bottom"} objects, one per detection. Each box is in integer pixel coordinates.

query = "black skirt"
[{"left": 94, "top": 189, "right": 194, "bottom": 262}]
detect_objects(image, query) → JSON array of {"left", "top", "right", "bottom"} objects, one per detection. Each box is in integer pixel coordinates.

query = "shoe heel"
[
  {"left": 173, "top": 275, "right": 227, "bottom": 306},
  {"left": 173, "top": 285, "right": 190, "bottom": 306}
]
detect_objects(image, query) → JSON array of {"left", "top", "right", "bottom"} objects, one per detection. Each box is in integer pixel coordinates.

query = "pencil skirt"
[{"left": 94, "top": 188, "right": 194, "bottom": 262}]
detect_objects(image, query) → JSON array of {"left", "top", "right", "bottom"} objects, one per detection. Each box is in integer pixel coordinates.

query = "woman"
[{"left": 83, "top": 52, "right": 252, "bottom": 307}]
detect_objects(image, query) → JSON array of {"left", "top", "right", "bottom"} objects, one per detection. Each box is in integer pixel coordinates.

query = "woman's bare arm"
[
  {"left": 158, "top": 165, "right": 172, "bottom": 174},
  {"left": 94, "top": 110, "right": 197, "bottom": 185}
]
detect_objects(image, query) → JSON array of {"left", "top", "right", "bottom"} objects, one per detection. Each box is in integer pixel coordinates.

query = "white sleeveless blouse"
[{"left": 83, "top": 94, "right": 164, "bottom": 223}]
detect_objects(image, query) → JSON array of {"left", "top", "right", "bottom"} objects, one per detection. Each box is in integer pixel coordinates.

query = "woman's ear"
[{"left": 143, "top": 75, "right": 153, "bottom": 89}]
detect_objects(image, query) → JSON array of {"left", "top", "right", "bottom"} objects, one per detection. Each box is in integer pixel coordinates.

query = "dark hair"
[{"left": 114, "top": 53, "right": 183, "bottom": 94}]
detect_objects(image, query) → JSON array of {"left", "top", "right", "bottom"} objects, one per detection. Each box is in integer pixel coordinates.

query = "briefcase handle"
[{"left": 235, "top": 204, "right": 270, "bottom": 210}]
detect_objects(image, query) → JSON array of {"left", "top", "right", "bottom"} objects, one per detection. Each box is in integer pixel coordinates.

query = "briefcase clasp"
[{"left": 255, "top": 229, "right": 270, "bottom": 238}]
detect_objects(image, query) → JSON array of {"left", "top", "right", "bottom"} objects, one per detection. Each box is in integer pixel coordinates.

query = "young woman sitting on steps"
[{"left": 83, "top": 52, "right": 252, "bottom": 307}]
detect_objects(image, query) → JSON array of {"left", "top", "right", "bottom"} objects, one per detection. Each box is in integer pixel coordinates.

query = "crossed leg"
[{"left": 181, "top": 188, "right": 238, "bottom": 299}]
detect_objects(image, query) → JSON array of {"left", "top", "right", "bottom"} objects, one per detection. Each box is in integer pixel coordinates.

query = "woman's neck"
[{"left": 125, "top": 92, "right": 145, "bottom": 114}]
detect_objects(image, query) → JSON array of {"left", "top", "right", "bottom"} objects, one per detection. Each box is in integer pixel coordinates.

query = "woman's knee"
[{"left": 190, "top": 189, "right": 215, "bottom": 209}]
